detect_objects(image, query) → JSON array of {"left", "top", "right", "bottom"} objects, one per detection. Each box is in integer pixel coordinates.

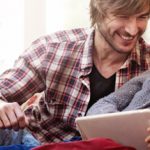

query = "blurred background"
[{"left": 0, "top": 0, "right": 149, "bottom": 73}]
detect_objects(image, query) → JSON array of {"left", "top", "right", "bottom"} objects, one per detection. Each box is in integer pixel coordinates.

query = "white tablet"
[{"left": 76, "top": 109, "right": 150, "bottom": 150}]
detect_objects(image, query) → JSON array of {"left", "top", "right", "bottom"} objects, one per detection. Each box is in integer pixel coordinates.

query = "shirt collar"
[
  {"left": 80, "top": 28, "right": 94, "bottom": 76},
  {"left": 121, "top": 37, "right": 148, "bottom": 69}
]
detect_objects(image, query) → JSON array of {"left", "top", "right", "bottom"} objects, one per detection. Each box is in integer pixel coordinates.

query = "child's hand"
[{"left": 145, "top": 127, "right": 150, "bottom": 148}]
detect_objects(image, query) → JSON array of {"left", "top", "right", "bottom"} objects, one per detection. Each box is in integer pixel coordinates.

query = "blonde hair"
[{"left": 90, "top": 0, "right": 150, "bottom": 26}]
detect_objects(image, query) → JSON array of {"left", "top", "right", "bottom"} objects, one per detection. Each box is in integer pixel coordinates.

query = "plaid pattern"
[
  {"left": 116, "top": 38, "right": 150, "bottom": 89},
  {"left": 0, "top": 28, "right": 150, "bottom": 143}
]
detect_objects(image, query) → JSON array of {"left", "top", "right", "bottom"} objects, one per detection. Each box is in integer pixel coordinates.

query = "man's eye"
[{"left": 139, "top": 15, "right": 149, "bottom": 19}]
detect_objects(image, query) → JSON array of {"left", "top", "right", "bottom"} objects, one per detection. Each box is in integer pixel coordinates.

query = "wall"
[
  {"left": 24, "top": 0, "right": 150, "bottom": 47},
  {"left": 24, "top": 0, "right": 90, "bottom": 48}
]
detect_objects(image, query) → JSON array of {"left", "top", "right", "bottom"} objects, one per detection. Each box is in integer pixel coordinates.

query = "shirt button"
[{"left": 78, "top": 113, "right": 82, "bottom": 117}]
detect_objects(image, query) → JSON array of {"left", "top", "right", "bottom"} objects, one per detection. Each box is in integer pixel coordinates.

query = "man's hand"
[
  {"left": 0, "top": 100, "right": 28, "bottom": 131},
  {"left": 145, "top": 127, "right": 150, "bottom": 148}
]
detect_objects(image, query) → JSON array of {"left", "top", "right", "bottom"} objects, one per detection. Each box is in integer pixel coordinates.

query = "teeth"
[{"left": 121, "top": 35, "right": 133, "bottom": 40}]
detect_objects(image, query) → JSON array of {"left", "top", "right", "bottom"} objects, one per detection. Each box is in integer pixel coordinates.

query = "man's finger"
[
  {"left": 0, "top": 110, "right": 11, "bottom": 128},
  {"left": 0, "top": 119, "right": 4, "bottom": 128},
  {"left": 14, "top": 107, "right": 26, "bottom": 129}
]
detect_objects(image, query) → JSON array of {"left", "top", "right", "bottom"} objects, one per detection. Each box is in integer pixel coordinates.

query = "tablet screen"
[{"left": 76, "top": 109, "right": 150, "bottom": 150}]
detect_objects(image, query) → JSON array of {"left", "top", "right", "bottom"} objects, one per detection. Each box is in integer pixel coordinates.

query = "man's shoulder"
[
  {"left": 43, "top": 27, "right": 93, "bottom": 43},
  {"left": 27, "top": 27, "right": 93, "bottom": 52},
  {"left": 137, "top": 38, "right": 150, "bottom": 70}
]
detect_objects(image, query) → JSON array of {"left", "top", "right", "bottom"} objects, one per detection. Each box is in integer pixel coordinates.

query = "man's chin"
[
  {"left": 114, "top": 47, "right": 134, "bottom": 54},
  {"left": 117, "top": 42, "right": 136, "bottom": 53}
]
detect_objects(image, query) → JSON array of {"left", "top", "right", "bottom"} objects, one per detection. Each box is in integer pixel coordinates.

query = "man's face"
[{"left": 97, "top": 9, "right": 150, "bottom": 54}]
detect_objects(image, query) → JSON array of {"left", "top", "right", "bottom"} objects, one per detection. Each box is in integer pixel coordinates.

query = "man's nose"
[{"left": 124, "top": 19, "right": 138, "bottom": 36}]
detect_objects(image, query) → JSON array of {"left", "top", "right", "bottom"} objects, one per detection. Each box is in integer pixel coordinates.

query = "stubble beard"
[{"left": 97, "top": 25, "right": 140, "bottom": 54}]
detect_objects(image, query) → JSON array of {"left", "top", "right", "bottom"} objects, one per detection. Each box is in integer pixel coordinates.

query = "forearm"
[
  {"left": 0, "top": 58, "right": 45, "bottom": 105},
  {"left": 123, "top": 78, "right": 150, "bottom": 111},
  {"left": 86, "top": 97, "right": 119, "bottom": 116}
]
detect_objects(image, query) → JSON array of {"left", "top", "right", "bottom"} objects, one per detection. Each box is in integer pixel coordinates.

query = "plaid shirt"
[{"left": 0, "top": 28, "right": 150, "bottom": 143}]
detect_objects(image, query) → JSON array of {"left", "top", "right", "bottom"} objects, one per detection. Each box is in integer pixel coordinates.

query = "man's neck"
[{"left": 93, "top": 30, "right": 130, "bottom": 78}]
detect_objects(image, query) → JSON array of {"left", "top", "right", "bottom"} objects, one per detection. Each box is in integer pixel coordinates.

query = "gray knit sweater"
[{"left": 87, "top": 70, "right": 150, "bottom": 115}]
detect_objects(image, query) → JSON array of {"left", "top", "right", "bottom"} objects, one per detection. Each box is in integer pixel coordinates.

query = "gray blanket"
[{"left": 87, "top": 70, "right": 150, "bottom": 115}]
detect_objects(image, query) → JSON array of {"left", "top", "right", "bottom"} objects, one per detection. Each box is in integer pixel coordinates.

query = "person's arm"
[
  {"left": 123, "top": 77, "right": 150, "bottom": 111},
  {"left": 87, "top": 71, "right": 150, "bottom": 116},
  {"left": 0, "top": 36, "right": 48, "bottom": 130}
]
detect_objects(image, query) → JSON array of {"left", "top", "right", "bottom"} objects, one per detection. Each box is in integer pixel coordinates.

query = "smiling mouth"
[{"left": 121, "top": 35, "right": 134, "bottom": 40}]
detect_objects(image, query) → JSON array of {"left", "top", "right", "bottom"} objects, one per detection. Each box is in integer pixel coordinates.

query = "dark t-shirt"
[{"left": 87, "top": 65, "right": 116, "bottom": 111}]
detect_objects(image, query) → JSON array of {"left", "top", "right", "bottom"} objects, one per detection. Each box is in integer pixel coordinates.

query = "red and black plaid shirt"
[{"left": 0, "top": 28, "right": 150, "bottom": 143}]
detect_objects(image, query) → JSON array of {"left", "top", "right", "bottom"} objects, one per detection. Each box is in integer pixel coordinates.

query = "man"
[{"left": 0, "top": 0, "right": 150, "bottom": 146}]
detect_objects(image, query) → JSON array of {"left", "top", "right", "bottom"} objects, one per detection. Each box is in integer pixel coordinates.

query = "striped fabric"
[{"left": 0, "top": 28, "right": 150, "bottom": 143}]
